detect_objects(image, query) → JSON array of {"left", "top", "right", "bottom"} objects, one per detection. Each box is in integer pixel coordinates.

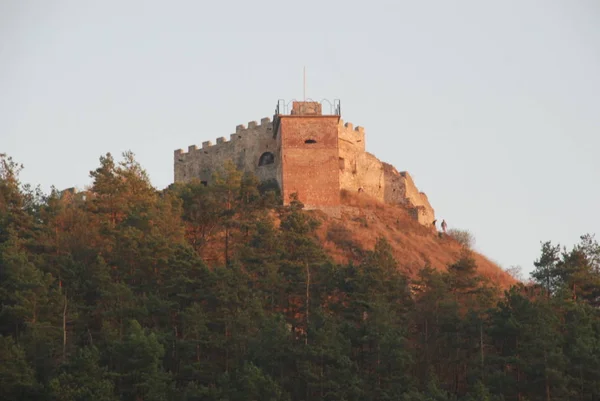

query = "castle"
[{"left": 174, "top": 100, "right": 435, "bottom": 225}]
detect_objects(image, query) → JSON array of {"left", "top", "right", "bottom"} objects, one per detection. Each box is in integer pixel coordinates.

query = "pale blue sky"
[{"left": 2, "top": 0, "right": 599, "bottom": 275}]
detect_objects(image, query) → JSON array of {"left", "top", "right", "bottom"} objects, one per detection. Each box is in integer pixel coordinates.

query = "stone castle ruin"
[{"left": 174, "top": 100, "right": 435, "bottom": 225}]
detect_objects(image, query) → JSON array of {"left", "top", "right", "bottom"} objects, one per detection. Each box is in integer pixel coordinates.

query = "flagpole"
[{"left": 303, "top": 66, "right": 306, "bottom": 101}]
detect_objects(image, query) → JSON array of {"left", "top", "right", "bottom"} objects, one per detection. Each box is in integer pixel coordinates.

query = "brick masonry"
[
  {"left": 279, "top": 115, "right": 341, "bottom": 215},
  {"left": 174, "top": 101, "right": 435, "bottom": 225}
]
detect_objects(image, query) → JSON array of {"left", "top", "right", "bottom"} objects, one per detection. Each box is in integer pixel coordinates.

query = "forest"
[{"left": 1, "top": 152, "right": 600, "bottom": 401}]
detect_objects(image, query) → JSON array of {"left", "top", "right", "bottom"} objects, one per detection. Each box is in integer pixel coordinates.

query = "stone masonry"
[{"left": 174, "top": 101, "right": 435, "bottom": 225}]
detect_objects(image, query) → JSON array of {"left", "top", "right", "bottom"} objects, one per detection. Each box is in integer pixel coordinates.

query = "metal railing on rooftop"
[
  {"left": 274, "top": 98, "right": 341, "bottom": 116},
  {"left": 273, "top": 99, "right": 341, "bottom": 137}
]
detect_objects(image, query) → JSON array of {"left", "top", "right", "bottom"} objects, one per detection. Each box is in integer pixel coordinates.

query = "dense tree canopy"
[{"left": 1, "top": 152, "right": 599, "bottom": 401}]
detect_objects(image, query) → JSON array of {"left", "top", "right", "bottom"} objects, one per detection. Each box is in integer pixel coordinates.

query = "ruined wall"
[
  {"left": 173, "top": 105, "right": 435, "bottom": 226},
  {"left": 383, "top": 165, "right": 435, "bottom": 225},
  {"left": 174, "top": 117, "right": 278, "bottom": 184},
  {"left": 337, "top": 120, "right": 435, "bottom": 225},
  {"left": 338, "top": 119, "right": 384, "bottom": 197},
  {"left": 279, "top": 115, "right": 341, "bottom": 215}
]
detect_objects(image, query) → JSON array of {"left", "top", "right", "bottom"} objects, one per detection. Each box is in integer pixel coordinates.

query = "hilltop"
[
  {"left": 313, "top": 190, "right": 516, "bottom": 287},
  {"left": 195, "top": 183, "right": 515, "bottom": 287},
  {"left": 175, "top": 101, "right": 436, "bottom": 226},
  {"left": 171, "top": 99, "right": 509, "bottom": 283}
]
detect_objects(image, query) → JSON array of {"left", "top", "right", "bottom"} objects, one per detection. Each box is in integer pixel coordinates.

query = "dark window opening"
[
  {"left": 305, "top": 139, "right": 317, "bottom": 144},
  {"left": 200, "top": 181, "right": 208, "bottom": 187},
  {"left": 258, "top": 152, "right": 275, "bottom": 166},
  {"left": 339, "top": 157, "right": 345, "bottom": 171}
]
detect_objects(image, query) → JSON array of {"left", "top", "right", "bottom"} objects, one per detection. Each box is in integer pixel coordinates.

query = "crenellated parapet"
[
  {"left": 338, "top": 119, "right": 365, "bottom": 137},
  {"left": 175, "top": 117, "right": 273, "bottom": 159},
  {"left": 338, "top": 119, "right": 365, "bottom": 153},
  {"left": 174, "top": 117, "right": 277, "bottom": 184},
  {"left": 173, "top": 100, "right": 435, "bottom": 227}
]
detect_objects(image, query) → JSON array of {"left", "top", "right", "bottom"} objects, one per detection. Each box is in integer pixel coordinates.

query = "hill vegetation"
[
  {"left": 1, "top": 152, "right": 599, "bottom": 401},
  {"left": 319, "top": 191, "right": 515, "bottom": 288}
]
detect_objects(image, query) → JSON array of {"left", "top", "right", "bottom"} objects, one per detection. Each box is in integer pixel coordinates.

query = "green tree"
[
  {"left": 213, "top": 160, "right": 243, "bottom": 266},
  {"left": 278, "top": 194, "right": 327, "bottom": 345},
  {"left": 561, "top": 300, "right": 600, "bottom": 400},
  {"left": 531, "top": 241, "right": 561, "bottom": 298},
  {"left": 171, "top": 179, "right": 221, "bottom": 255},
  {"left": 226, "top": 363, "right": 288, "bottom": 401},
  {"left": 49, "top": 346, "right": 116, "bottom": 401},
  {"left": 0, "top": 153, "right": 35, "bottom": 244},
  {"left": 0, "top": 335, "right": 38, "bottom": 399},
  {"left": 109, "top": 320, "right": 172, "bottom": 401}
]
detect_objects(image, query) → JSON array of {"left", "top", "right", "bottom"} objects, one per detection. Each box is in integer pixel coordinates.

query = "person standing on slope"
[{"left": 441, "top": 219, "right": 447, "bottom": 234}]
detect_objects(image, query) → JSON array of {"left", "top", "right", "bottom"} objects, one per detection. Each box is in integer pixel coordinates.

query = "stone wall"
[
  {"left": 338, "top": 119, "right": 365, "bottom": 154},
  {"left": 383, "top": 165, "right": 435, "bottom": 225},
  {"left": 337, "top": 119, "right": 435, "bottom": 225},
  {"left": 338, "top": 119, "right": 382, "bottom": 197},
  {"left": 174, "top": 117, "right": 278, "bottom": 184},
  {"left": 173, "top": 104, "right": 435, "bottom": 226}
]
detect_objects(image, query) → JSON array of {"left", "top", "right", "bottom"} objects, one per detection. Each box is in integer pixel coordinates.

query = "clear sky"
[{"left": 2, "top": 0, "right": 599, "bottom": 275}]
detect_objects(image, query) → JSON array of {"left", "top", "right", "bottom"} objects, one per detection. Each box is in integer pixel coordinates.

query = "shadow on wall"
[{"left": 259, "top": 152, "right": 275, "bottom": 166}]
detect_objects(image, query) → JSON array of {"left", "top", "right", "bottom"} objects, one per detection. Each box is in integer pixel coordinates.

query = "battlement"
[
  {"left": 338, "top": 119, "right": 365, "bottom": 135},
  {"left": 174, "top": 116, "right": 367, "bottom": 158},
  {"left": 175, "top": 117, "right": 273, "bottom": 157},
  {"left": 338, "top": 119, "right": 365, "bottom": 153},
  {"left": 173, "top": 99, "right": 435, "bottom": 227}
]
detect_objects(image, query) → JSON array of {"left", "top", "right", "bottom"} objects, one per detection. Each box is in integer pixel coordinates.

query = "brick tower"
[
  {"left": 274, "top": 101, "right": 341, "bottom": 215},
  {"left": 174, "top": 98, "right": 435, "bottom": 225}
]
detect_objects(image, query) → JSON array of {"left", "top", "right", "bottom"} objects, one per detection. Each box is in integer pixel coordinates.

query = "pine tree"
[
  {"left": 49, "top": 346, "right": 116, "bottom": 401},
  {"left": 0, "top": 335, "right": 38, "bottom": 399},
  {"left": 531, "top": 241, "right": 561, "bottom": 298}
]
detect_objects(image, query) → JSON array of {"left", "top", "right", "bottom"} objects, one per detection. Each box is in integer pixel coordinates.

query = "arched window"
[
  {"left": 305, "top": 139, "right": 317, "bottom": 144},
  {"left": 258, "top": 152, "right": 275, "bottom": 166}
]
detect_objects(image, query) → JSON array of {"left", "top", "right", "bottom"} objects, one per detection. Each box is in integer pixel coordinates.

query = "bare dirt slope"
[{"left": 311, "top": 191, "right": 516, "bottom": 288}]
